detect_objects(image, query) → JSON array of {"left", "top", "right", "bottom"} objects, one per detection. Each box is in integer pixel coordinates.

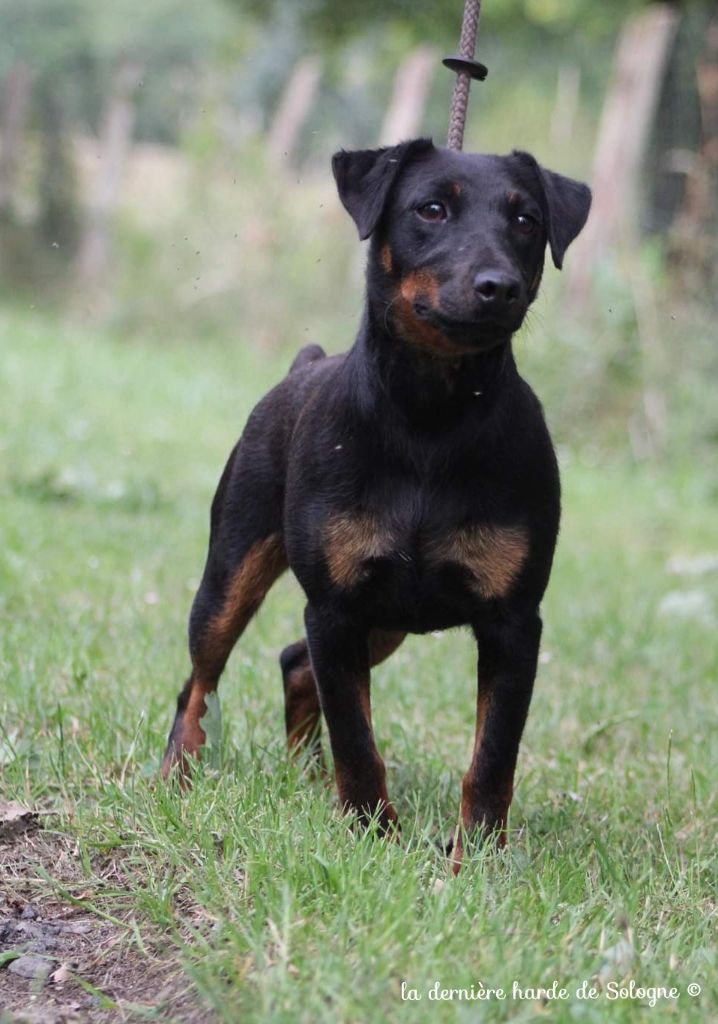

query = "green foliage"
[
  {"left": 36, "top": 89, "right": 80, "bottom": 252},
  {"left": 88, "top": 0, "right": 229, "bottom": 66},
  {"left": 0, "top": 0, "right": 87, "bottom": 78},
  {"left": 0, "top": 0, "right": 229, "bottom": 76},
  {"left": 240, "top": 0, "right": 651, "bottom": 46},
  {"left": 0, "top": 0, "right": 231, "bottom": 140}
]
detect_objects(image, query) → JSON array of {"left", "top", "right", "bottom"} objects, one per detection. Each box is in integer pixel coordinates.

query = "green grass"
[{"left": 1, "top": 308, "right": 716, "bottom": 1022}]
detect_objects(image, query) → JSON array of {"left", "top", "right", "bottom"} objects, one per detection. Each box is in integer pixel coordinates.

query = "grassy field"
[{"left": 1, "top": 307, "right": 716, "bottom": 1022}]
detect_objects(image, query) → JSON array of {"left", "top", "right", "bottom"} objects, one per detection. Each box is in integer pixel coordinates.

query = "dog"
[{"left": 162, "top": 138, "right": 591, "bottom": 868}]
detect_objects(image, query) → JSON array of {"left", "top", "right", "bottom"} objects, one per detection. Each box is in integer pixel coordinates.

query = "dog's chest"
[{"left": 323, "top": 505, "right": 528, "bottom": 603}]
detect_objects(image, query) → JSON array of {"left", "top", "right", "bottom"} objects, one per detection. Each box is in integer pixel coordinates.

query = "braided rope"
[{"left": 447, "top": 0, "right": 482, "bottom": 150}]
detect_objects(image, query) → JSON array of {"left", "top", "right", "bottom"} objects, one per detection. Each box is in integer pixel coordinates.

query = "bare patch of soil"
[{"left": 0, "top": 830, "right": 212, "bottom": 1023}]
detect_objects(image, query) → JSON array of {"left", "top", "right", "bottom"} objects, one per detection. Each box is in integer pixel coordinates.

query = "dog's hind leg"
[
  {"left": 279, "top": 629, "right": 405, "bottom": 769},
  {"left": 162, "top": 443, "right": 287, "bottom": 781},
  {"left": 280, "top": 639, "right": 323, "bottom": 765}
]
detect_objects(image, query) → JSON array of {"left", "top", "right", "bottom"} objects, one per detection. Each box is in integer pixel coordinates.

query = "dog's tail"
[{"left": 289, "top": 343, "right": 326, "bottom": 373}]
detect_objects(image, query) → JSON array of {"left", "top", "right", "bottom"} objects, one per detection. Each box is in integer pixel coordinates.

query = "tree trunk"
[
  {"left": 267, "top": 56, "right": 321, "bottom": 168},
  {"left": 550, "top": 64, "right": 581, "bottom": 147},
  {"left": 695, "top": 10, "right": 718, "bottom": 275},
  {"left": 75, "top": 58, "right": 143, "bottom": 294},
  {"left": 37, "top": 86, "right": 79, "bottom": 253},
  {"left": 697, "top": 14, "right": 718, "bottom": 157},
  {"left": 668, "top": 11, "right": 718, "bottom": 285},
  {"left": 379, "top": 46, "right": 437, "bottom": 146},
  {"left": 0, "top": 62, "right": 33, "bottom": 214},
  {"left": 566, "top": 4, "right": 680, "bottom": 305}
]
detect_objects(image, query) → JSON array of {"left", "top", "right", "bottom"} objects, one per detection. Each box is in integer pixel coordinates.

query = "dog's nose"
[{"left": 473, "top": 272, "right": 521, "bottom": 306}]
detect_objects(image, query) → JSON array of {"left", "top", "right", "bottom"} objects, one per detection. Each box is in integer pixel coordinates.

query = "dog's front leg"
[
  {"left": 454, "top": 611, "right": 542, "bottom": 869},
  {"left": 304, "top": 605, "right": 398, "bottom": 834}
]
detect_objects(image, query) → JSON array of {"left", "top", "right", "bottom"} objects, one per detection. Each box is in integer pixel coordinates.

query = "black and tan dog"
[{"left": 162, "top": 138, "right": 591, "bottom": 867}]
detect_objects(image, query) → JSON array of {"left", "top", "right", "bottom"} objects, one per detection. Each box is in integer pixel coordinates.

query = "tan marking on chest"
[
  {"left": 435, "top": 525, "right": 529, "bottom": 599},
  {"left": 324, "top": 513, "right": 395, "bottom": 589}
]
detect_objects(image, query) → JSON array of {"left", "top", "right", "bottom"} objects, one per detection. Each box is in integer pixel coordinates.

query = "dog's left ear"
[
  {"left": 332, "top": 138, "right": 435, "bottom": 240},
  {"left": 513, "top": 151, "right": 592, "bottom": 269}
]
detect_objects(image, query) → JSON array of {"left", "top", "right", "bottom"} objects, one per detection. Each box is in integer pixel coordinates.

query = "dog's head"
[{"left": 332, "top": 139, "right": 591, "bottom": 354}]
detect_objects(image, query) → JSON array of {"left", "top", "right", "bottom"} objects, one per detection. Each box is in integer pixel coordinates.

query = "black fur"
[{"left": 162, "top": 138, "right": 591, "bottom": 862}]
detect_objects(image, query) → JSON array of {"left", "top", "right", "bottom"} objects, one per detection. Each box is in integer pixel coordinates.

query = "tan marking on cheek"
[
  {"left": 324, "top": 513, "right": 395, "bottom": 588},
  {"left": 435, "top": 526, "right": 529, "bottom": 599},
  {"left": 394, "top": 270, "right": 476, "bottom": 356},
  {"left": 400, "top": 269, "right": 439, "bottom": 309},
  {"left": 204, "top": 534, "right": 287, "bottom": 652},
  {"left": 380, "top": 244, "right": 393, "bottom": 275},
  {"left": 395, "top": 306, "right": 462, "bottom": 355}
]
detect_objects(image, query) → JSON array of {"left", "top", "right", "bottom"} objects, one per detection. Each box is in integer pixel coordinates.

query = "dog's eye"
[
  {"left": 515, "top": 214, "right": 537, "bottom": 235},
  {"left": 416, "top": 201, "right": 447, "bottom": 222}
]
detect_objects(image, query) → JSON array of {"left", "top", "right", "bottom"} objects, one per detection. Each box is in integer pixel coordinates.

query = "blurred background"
[{"left": 0, "top": 0, "right": 716, "bottom": 464}]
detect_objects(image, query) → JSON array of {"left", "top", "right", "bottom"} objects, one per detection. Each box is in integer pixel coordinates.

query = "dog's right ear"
[{"left": 332, "top": 138, "right": 434, "bottom": 240}]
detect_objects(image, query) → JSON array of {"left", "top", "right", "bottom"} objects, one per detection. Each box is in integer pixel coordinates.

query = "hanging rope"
[{"left": 445, "top": 0, "right": 485, "bottom": 151}]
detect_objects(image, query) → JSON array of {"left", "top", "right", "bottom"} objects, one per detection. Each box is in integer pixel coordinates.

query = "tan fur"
[
  {"left": 460, "top": 686, "right": 492, "bottom": 810},
  {"left": 357, "top": 672, "right": 373, "bottom": 725},
  {"left": 434, "top": 525, "right": 529, "bottom": 599},
  {"left": 471, "top": 686, "right": 491, "bottom": 758},
  {"left": 160, "top": 676, "right": 212, "bottom": 779},
  {"left": 181, "top": 681, "right": 211, "bottom": 752},
  {"left": 368, "top": 629, "right": 405, "bottom": 666},
  {"left": 162, "top": 534, "right": 287, "bottom": 781},
  {"left": 380, "top": 244, "right": 393, "bottom": 275},
  {"left": 205, "top": 534, "right": 287, "bottom": 652},
  {"left": 399, "top": 269, "right": 439, "bottom": 309},
  {"left": 452, "top": 687, "right": 511, "bottom": 871},
  {"left": 394, "top": 270, "right": 475, "bottom": 357},
  {"left": 332, "top": 709, "right": 397, "bottom": 831},
  {"left": 284, "top": 664, "right": 322, "bottom": 750},
  {"left": 324, "top": 513, "right": 395, "bottom": 588}
]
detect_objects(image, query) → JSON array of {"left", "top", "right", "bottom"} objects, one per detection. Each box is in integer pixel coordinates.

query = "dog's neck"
[{"left": 350, "top": 297, "right": 516, "bottom": 430}]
